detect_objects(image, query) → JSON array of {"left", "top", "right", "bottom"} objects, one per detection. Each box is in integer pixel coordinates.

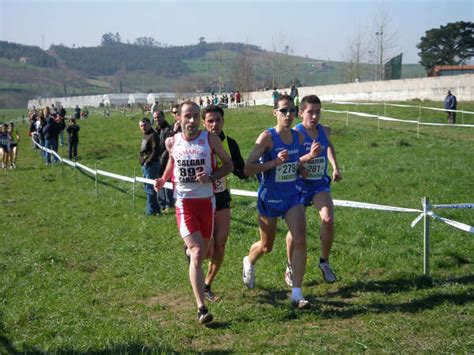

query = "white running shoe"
[
  {"left": 319, "top": 261, "right": 337, "bottom": 283},
  {"left": 284, "top": 264, "right": 293, "bottom": 287},
  {"left": 290, "top": 296, "right": 310, "bottom": 309},
  {"left": 242, "top": 256, "right": 255, "bottom": 289}
]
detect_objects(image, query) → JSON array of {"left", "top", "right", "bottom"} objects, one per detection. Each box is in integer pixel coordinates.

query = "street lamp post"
[{"left": 375, "top": 30, "right": 384, "bottom": 81}]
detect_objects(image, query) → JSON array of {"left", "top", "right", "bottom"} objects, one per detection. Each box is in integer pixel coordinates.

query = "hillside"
[{"left": 0, "top": 40, "right": 426, "bottom": 108}]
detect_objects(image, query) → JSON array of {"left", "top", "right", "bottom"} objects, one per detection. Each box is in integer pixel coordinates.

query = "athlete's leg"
[
  {"left": 184, "top": 231, "right": 211, "bottom": 309},
  {"left": 248, "top": 215, "right": 277, "bottom": 265},
  {"left": 205, "top": 208, "right": 230, "bottom": 286},
  {"left": 284, "top": 204, "right": 306, "bottom": 287},
  {"left": 313, "top": 191, "right": 334, "bottom": 261}
]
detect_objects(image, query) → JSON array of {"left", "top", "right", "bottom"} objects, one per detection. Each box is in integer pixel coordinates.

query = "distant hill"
[{"left": 0, "top": 40, "right": 426, "bottom": 108}]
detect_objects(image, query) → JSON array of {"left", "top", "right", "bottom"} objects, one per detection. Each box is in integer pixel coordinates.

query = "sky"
[{"left": 0, "top": 0, "right": 472, "bottom": 64}]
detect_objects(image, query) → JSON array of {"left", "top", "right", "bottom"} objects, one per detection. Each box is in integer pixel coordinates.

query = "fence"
[{"left": 32, "top": 137, "right": 473, "bottom": 276}]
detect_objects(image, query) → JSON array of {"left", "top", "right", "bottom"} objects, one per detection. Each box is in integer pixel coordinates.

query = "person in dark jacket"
[
  {"left": 43, "top": 111, "right": 65, "bottom": 164},
  {"left": 66, "top": 118, "right": 80, "bottom": 160},
  {"left": 139, "top": 117, "right": 161, "bottom": 215},
  {"left": 444, "top": 90, "right": 457, "bottom": 124},
  {"left": 155, "top": 111, "right": 174, "bottom": 212}
]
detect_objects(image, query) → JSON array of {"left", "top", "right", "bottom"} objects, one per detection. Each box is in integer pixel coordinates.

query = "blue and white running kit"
[
  {"left": 257, "top": 128, "right": 303, "bottom": 218},
  {"left": 294, "top": 123, "right": 331, "bottom": 207}
]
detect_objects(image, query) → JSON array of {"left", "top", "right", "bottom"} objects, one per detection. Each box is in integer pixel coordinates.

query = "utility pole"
[{"left": 376, "top": 26, "right": 384, "bottom": 81}]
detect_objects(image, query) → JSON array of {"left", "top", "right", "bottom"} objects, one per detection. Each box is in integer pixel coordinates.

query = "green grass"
[{"left": 1, "top": 103, "right": 473, "bottom": 352}]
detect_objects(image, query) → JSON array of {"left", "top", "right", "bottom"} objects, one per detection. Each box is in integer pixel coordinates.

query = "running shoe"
[
  {"left": 242, "top": 256, "right": 255, "bottom": 289},
  {"left": 290, "top": 296, "right": 310, "bottom": 309},
  {"left": 197, "top": 306, "right": 213, "bottom": 324},
  {"left": 284, "top": 263, "right": 294, "bottom": 287},
  {"left": 204, "top": 289, "right": 220, "bottom": 303},
  {"left": 319, "top": 261, "right": 337, "bottom": 283}
]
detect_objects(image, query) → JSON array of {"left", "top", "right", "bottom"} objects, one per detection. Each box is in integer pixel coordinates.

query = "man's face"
[
  {"left": 300, "top": 103, "right": 321, "bottom": 128},
  {"left": 139, "top": 120, "right": 150, "bottom": 134},
  {"left": 204, "top": 112, "right": 224, "bottom": 136},
  {"left": 179, "top": 104, "right": 200, "bottom": 137},
  {"left": 273, "top": 99, "right": 296, "bottom": 129},
  {"left": 171, "top": 108, "right": 179, "bottom": 123},
  {"left": 153, "top": 112, "right": 159, "bottom": 122}
]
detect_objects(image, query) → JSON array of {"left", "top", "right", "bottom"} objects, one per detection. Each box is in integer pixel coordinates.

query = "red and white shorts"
[{"left": 175, "top": 197, "right": 215, "bottom": 239}]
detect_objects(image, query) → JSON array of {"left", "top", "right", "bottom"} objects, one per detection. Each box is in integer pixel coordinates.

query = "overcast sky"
[{"left": 1, "top": 0, "right": 472, "bottom": 64}]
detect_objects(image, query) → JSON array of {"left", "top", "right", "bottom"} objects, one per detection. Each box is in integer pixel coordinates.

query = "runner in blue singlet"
[
  {"left": 242, "top": 94, "right": 311, "bottom": 309},
  {"left": 285, "top": 95, "right": 342, "bottom": 286}
]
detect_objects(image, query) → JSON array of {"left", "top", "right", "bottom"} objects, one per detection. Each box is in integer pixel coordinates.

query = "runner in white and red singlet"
[{"left": 154, "top": 101, "right": 233, "bottom": 325}]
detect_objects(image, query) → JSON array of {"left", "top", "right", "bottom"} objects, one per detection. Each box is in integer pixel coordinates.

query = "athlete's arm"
[
  {"left": 244, "top": 130, "right": 287, "bottom": 176},
  {"left": 200, "top": 133, "right": 233, "bottom": 183},
  {"left": 324, "top": 126, "right": 342, "bottom": 182}
]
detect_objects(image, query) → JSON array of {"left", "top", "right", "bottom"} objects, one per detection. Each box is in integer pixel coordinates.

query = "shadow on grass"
[
  {"left": 325, "top": 274, "right": 473, "bottom": 297},
  {"left": 252, "top": 274, "right": 474, "bottom": 321},
  {"left": 74, "top": 167, "right": 144, "bottom": 197},
  {"left": 313, "top": 274, "right": 474, "bottom": 319}
]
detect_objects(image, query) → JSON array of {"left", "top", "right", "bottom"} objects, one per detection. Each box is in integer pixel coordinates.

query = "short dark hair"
[
  {"left": 140, "top": 117, "right": 151, "bottom": 124},
  {"left": 300, "top": 95, "right": 321, "bottom": 111},
  {"left": 274, "top": 94, "right": 294, "bottom": 108},
  {"left": 202, "top": 105, "right": 224, "bottom": 119}
]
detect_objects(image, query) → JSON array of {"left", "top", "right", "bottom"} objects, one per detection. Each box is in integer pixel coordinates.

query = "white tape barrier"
[
  {"left": 331, "top": 101, "right": 474, "bottom": 115},
  {"left": 411, "top": 211, "right": 474, "bottom": 234},
  {"left": 31, "top": 138, "right": 473, "bottom": 234},
  {"left": 432, "top": 203, "right": 474, "bottom": 209},
  {"left": 323, "top": 109, "right": 474, "bottom": 128}
]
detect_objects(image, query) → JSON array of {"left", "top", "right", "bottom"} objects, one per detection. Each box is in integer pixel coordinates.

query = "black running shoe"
[{"left": 197, "top": 306, "right": 213, "bottom": 324}]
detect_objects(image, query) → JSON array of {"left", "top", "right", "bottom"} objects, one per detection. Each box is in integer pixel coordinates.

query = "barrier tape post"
[
  {"left": 462, "top": 108, "right": 464, "bottom": 124},
  {"left": 133, "top": 167, "right": 136, "bottom": 211},
  {"left": 417, "top": 106, "right": 421, "bottom": 139},
  {"left": 384, "top": 102, "right": 387, "bottom": 116},
  {"left": 95, "top": 161, "right": 98, "bottom": 198},
  {"left": 346, "top": 111, "right": 349, "bottom": 127},
  {"left": 75, "top": 161, "right": 78, "bottom": 183},
  {"left": 423, "top": 197, "right": 430, "bottom": 275}
]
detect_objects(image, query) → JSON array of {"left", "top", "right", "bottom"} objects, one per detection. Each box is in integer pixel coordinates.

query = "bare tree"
[
  {"left": 371, "top": 7, "right": 398, "bottom": 80},
  {"left": 344, "top": 29, "right": 369, "bottom": 82}
]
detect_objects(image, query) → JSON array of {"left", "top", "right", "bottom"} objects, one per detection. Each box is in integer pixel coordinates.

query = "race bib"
[
  {"left": 305, "top": 157, "right": 326, "bottom": 180},
  {"left": 214, "top": 177, "right": 226, "bottom": 193},
  {"left": 275, "top": 162, "right": 297, "bottom": 182}
]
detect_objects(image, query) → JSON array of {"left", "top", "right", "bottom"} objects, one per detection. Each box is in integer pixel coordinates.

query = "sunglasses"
[{"left": 276, "top": 107, "right": 297, "bottom": 115}]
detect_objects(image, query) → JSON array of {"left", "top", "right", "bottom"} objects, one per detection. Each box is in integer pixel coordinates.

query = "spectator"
[
  {"left": 155, "top": 111, "right": 174, "bottom": 212},
  {"left": 74, "top": 105, "right": 81, "bottom": 120},
  {"left": 290, "top": 84, "right": 298, "bottom": 99},
  {"left": 272, "top": 88, "right": 279, "bottom": 107},
  {"left": 445, "top": 90, "right": 457, "bottom": 124},
  {"left": 42, "top": 110, "right": 64, "bottom": 164},
  {"left": 139, "top": 117, "right": 161, "bottom": 216},
  {"left": 66, "top": 118, "right": 80, "bottom": 160},
  {"left": 150, "top": 99, "right": 160, "bottom": 117},
  {"left": 235, "top": 90, "right": 241, "bottom": 104}
]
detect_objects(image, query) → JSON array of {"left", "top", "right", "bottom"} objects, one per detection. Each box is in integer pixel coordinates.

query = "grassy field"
[{"left": 1, "top": 103, "right": 473, "bottom": 353}]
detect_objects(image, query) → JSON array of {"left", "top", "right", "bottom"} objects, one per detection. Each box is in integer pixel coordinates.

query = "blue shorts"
[
  {"left": 297, "top": 180, "right": 331, "bottom": 207},
  {"left": 257, "top": 186, "right": 302, "bottom": 218}
]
